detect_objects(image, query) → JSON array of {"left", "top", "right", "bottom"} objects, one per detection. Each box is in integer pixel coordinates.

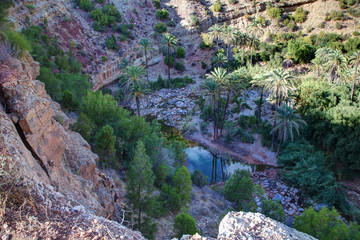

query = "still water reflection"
[{"left": 185, "top": 146, "right": 262, "bottom": 184}]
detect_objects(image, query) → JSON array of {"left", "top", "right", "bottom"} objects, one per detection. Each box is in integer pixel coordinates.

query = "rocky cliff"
[{"left": 0, "top": 53, "right": 125, "bottom": 219}]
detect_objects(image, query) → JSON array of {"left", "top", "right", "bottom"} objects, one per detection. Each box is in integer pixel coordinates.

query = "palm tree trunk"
[
  {"left": 250, "top": 38, "right": 255, "bottom": 65},
  {"left": 351, "top": 52, "right": 359, "bottom": 101},
  {"left": 145, "top": 48, "right": 149, "bottom": 81},
  {"left": 271, "top": 90, "right": 279, "bottom": 151},
  {"left": 276, "top": 138, "right": 282, "bottom": 157},
  {"left": 212, "top": 94, "right": 216, "bottom": 140},
  {"left": 216, "top": 96, "right": 222, "bottom": 139},
  {"left": 167, "top": 46, "right": 171, "bottom": 87},
  {"left": 257, "top": 87, "right": 264, "bottom": 121},
  {"left": 136, "top": 96, "right": 141, "bottom": 117},
  {"left": 220, "top": 91, "right": 230, "bottom": 135}
]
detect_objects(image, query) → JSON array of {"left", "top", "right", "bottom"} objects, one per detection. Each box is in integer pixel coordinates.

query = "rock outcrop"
[
  {"left": 218, "top": 211, "right": 317, "bottom": 240},
  {"left": 0, "top": 54, "right": 123, "bottom": 219}
]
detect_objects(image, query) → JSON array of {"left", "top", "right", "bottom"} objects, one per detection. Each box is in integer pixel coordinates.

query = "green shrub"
[
  {"left": 348, "top": 7, "right": 360, "bottom": 18},
  {"left": 327, "top": 10, "right": 345, "bottom": 21},
  {"left": 96, "top": 0, "right": 105, "bottom": 3},
  {"left": 102, "top": 56, "right": 108, "bottom": 62},
  {"left": 294, "top": 207, "right": 360, "bottom": 240},
  {"left": 153, "top": 0, "right": 161, "bottom": 9},
  {"left": 261, "top": 199, "right": 285, "bottom": 222},
  {"left": 79, "top": 0, "right": 94, "bottom": 12},
  {"left": 102, "top": 4, "right": 121, "bottom": 21},
  {"left": 190, "top": 15, "right": 200, "bottom": 27},
  {"left": 90, "top": 9, "right": 103, "bottom": 21},
  {"left": 173, "top": 213, "right": 199, "bottom": 239},
  {"left": 211, "top": 1, "right": 222, "bottom": 12},
  {"left": 256, "top": 15, "right": 266, "bottom": 26},
  {"left": 156, "top": 9, "right": 169, "bottom": 20},
  {"left": 267, "top": 6, "right": 283, "bottom": 19},
  {"left": 224, "top": 169, "right": 256, "bottom": 211},
  {"left": 201, "top": 61, "right": 207, "bottom": 69},
  {"left": 293, "top": 7, "right": 308, "bottom": 23},
  {"left": 154, "top": 22, "right": 167, "bottom": 33},
  {"left": 176, "top": 46, "right": 185, "bottom": 58},
  {"left": 191, "top": 170, "right": 208, "bottom": 187},
  {"left": 92, "top": 21, "right": 106, "bottom": 32},
  {"left": 353, "top": 31, "right": 360, "bottom": 36},
  {"left": 287, "top": 39, "right": 315, "bottom": 63},
  {"left": 105, "top": 34, "right": 119, "bottom": 50},
  {"left": 318, "top": 21, "right": 326, "bottom": 28},
  {"left": 5, "top": 31, "right": 31, "bottom": 58},
  {"left": 164, "top": 56, "right": 174, "bottom": 67},
  {"left": 175, "top": 61, "right": 185, "bottom": 72},
  {"left": 336, "top": 22, "right": 342, "bottom": 29},
  {"left": 159, "top": 184, "right": 181, "bottom": 212},
  {"left": 228, "top": 0, "right": 236, "bottom": 4}
]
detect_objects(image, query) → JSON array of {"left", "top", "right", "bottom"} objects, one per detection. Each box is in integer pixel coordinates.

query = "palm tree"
[
  {"left": 160, "top": 33, "right": 178, "bottom": 86},
  {"left": 315, "top": 48, "right": 347, "bottom": 84},
  {"left": 124, "top": 65, "right": 146, "bottom": 89},
  {"left": 263, "top": 68, "right": 295, "bottom": 150},
  {"left": 311, "top": 57, "right": 323, "bottom": 77},
  {"left": 221, "top": 23, "right": 234, "bottom": 58},
  {"left": 271, "top": 105, "right": 306, "bottom": 157},
  {"left": 248, "top": 19, "right": 264, "bottom": 64},
  {"left": 136, "top": 38, "right": 155, "bottom": 81},
  {"left": 208, "top": 24, "right": 223, "bottom": 51},
  {"left": 233, "top": 31, "right": 250, "bottom": 65},
  {"left": 211, "top": 51, "right": 228, "bottom": 68},
  {"left": 250, "top": 68, "right": 267, "bottom": 121},
  {"left": 129, "top": 82, "right": 148, "bottom": 117},
  {"left": 201, "top": 78, "right": 221, "bottom": 140},
  {"left": 348, "top": 50, "right": 360, "bottom": 101}
]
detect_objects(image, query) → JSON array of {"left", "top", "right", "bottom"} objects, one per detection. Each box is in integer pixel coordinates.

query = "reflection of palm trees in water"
[{"left": 210, "top": 153, "right": 228, "bottom": 184}]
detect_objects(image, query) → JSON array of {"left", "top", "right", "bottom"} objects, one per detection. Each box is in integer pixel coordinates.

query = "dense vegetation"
[{"left": 2, "top": 0, "right": 360, "bottom": 239}]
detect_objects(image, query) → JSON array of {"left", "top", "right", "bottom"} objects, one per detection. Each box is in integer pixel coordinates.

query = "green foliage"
[
  {"left": 5, "top": 30, "right": 31, "bottom": 58},
  {"left": 156, "top": 9, "right": 169, "bottom": 20},
  {"left": 164, "top": 56, "right": 174, "bottom": 67},
  {"left": 228, "top": 0, "right": 236, "bottom": 4},
  {"left": 173, "top": 166, "right": 192, "bottom": 206},
  {"left": 294, "top": 207, "right": 360, "bottom": 240},
  {"left": 336, "top": 22, "right": 342, "bottom": 30},
  {"left": 154, "top": 22, "right": 167, "bottom": 33},
  {"left": 71, "top": 113, "right": 96, "bottom": 142},
  {"left": 190, "top": 15, "right": 200, "bottom": 27},
  {"left": 176, "top": 46, "right": 185, "bottom": 58},
  {"left": 153, "top": 0, "right": 161, "bottom": 9},
  {"left": 175, "top": 61, "right": 185, "bottom": 72},
  {"left": 126, "top": 140, "right": 157, "bottom": 239},
  {"left": 348, "top": 7, "right": 360, "bottom": 18},
  {"left": 159, "top": 184, "right": 181, "bottom": 212},
  {"left": 153, "top": 162, "right": 169, "bottom": 188},
  {"left": 37, "top": 67, "right": 62, "bottom": 101},
  {"left": 287, "top": 39, "right": 315, "bottom": 63},
  {"left": 297, "top": 79, "right": 360, "bottom": 175},
  {"left": 79, "top": 0, "right": 94, "bottom": 12},
  {"left": 224, "top": 169, "right": 256, "bottom": 211},
  {"left": 326, "top": 10, "right": 345, "bottom": 21},
  {"left": 293, "top": 7, "right": 308, "bottom": 23},
  {"left": 267, "top": 6, "right": 283, "bottom": 19},
  {"left": 94, "top": 125, "right": 116, "bottom": 166},
  {"left": 191, "top": 170, "right": 208, "bottom": 187},
  {"left": 173, "top": 213, "right": 199, "bottom": 239},
  {"left": 105, "top": 34, "right": 119, "bottom": 50},
  {"left": 261, "top": 199, "right": 285, "bottom": 222},
  {"left": 211, "top": 1, "right": 222, "bottom": 12},
  {"left": 0, "top": 0, "right": 13, "bottom": 23},
  {"left": 62, "top": 90, "right": 75, "bottom": 110}
]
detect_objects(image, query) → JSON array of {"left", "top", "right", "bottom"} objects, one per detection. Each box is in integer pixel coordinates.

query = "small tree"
[
  {"left": 94, "top": 124, "right": 116, "bottom": 166},
  {"left": 173, "top": 213, "right": 199, "bottom": 239},
  {"left": 173, "top": 166, "right": 192, "bottom": 206},
  {"left": 126, "top": 140, "right": 157, "bottom": 238}
]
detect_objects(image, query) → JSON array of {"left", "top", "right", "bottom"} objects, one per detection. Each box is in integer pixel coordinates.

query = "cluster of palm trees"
[
  {"left": 201, "top": 63, "right": 307, "bottom": 157},
  {"left": 207, "top": 20, "right": 264, "bottom": 64},
  {"left": 313, "top": 48, "right": 360, "bottom": 100},
  {"left": 123, "top": 33, "right": 179, "bottom": 116}
]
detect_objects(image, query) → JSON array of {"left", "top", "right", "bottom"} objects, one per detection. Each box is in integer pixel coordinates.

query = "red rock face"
[{"left": 0, "top": 54, "right": 123, "bottom": 218}]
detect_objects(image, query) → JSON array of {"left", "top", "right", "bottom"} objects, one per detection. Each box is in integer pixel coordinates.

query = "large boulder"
[{"left": 218, "top": 211, "right": 317, "bottom": 240}]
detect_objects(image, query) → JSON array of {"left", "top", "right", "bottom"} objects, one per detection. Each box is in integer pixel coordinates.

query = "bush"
[
  {"left": 294, "top": 7, "right": 308, "bottom": 23},
  {"left": 224, "top": 169, "right": 256, "bottom": 211},
  {"left": 201, "top": 61, "right": 207, "bottom": 69},
  {"left": 294, "top": 207, "right": 360, "bottom": 240},
  {"left": 105, "top": 34, "right": 119, "bottom": 50},
  {"left": 164, "top": 56, "right": 174, "bottom": 67},
  {"left": 156, "top": 9, "right": 169, "bottom": 20},
  {"left": 327, "top": 10, "right": 345, "bottom": 21},
  {"left": 336, "top": 22, "right": 342, "bottom": 29},
  {"left": 173, "top": 213, "right": 199, "bottom": 239},
  {"left": 287, "top": 39, "right": 315, "bottom": 63},
  {"left": 176, "top": 46, "right": 185, "bottom": 58},
  {"left": 159, "top": 184, "right": 181, "bottom": 212},
  {"left": 191, "top": 170, "right": 208, "bottom": 187},
  {"left": 318, "top": 21, "right": 326, "bottom": 28},
  {"left": 79, "top": 0, "right": 94, "bottom": 12},
  {"left": 153, "top": 0, "right": 161, "bottom": 9},
  {"left": 5, "top": 31, "right": 31, "bottom": 58},
  {"left": 267, "top": 6, "right": 283, "bottom": 19},
  {"left": 228, "top": 0, "right": 236, "bottom": 4},
  {"left": 211, "top": 1, "right": 222, "bottom": 12},
  {"left": 261, "top": 199, "right": 285, "bottom": 222},
  {"left": 190, "top": 15, "right": 200, "bottom": 27},
  {"left": 175, "top": 61, "right": 185, "bottom": 72},
  {"left": 353, "top": 31, "right": 360, "bottom": 36},
  {"left": 154, "top": 22, "right": 167, "bottom": 33}
]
